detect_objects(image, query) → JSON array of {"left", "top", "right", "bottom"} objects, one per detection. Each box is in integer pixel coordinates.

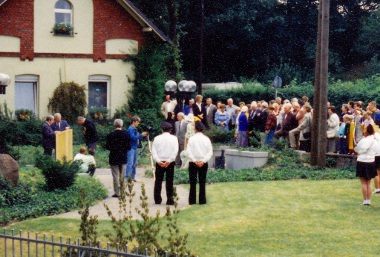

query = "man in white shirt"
[
  {"left": 187, "top": 121, "right": 213, "bottom": 204},
  {"left": 152, "top": 122, "right": 179, "bottom": 205},
  {"left": 226, "top": 98, "right": 239, "bottom": 130},
  {"left": 161, "top": 94, "right": 177, "bottom": 120}
]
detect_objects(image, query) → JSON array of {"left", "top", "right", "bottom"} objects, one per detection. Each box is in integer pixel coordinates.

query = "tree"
[{"left": 47, "top": 82, "right": 87, "bottom": 124}]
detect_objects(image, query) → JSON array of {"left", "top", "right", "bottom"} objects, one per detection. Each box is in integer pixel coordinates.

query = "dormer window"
[{"left": 53, "top": 0, "right": 73, "bottom": 36}]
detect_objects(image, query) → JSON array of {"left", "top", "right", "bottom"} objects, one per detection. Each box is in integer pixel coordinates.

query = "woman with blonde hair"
[{"left": 192, "top": 94, "right": 206, "bottom": 125}]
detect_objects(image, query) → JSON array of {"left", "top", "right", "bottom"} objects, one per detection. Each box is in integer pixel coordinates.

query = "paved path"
[{"left": 52, "top": 168, "right": 190, "bottom": 220}]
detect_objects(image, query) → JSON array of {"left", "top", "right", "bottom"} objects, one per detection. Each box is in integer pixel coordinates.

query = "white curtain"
[{"left": 15, "top": 82, "right": 36, "bottom": 112}]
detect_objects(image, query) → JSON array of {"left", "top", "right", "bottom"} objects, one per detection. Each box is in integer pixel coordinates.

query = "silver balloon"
[{"left": 165, "top": 80, "right": 177, "bottom": 92}]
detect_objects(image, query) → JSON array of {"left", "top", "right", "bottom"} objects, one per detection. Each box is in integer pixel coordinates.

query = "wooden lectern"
[{"left": 56, "top": 129, "right": 73, "bottom": 162}]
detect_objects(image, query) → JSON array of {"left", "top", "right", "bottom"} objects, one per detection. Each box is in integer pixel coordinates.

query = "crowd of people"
[
  {"left": 162, "top": 94, "right": 314, "bottom": 151},
  {"left": 41, "top": 96, "right": 380, "bottom": 206},
  {"left": 161, "top": 95, "right": 380, "bottom": 206}
]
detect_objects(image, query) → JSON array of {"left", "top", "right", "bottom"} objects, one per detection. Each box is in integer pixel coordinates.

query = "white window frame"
[
  {"left": 14, "top": 75, "right": 39, "bottom": 117},
  {"left": 54, "top": 0, "right": 73, "bottom": 27}
]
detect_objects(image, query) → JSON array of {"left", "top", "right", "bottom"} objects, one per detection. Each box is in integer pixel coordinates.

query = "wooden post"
[
  {"left": 198, "top": 0, "right": 204, "bottom": 95},
  {"left": 311, "top": 0, "right": 329, "bottom": 167}
]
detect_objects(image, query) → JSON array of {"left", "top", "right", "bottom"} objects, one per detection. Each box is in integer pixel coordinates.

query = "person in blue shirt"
[{"left": 126, "top": 116, "right": 148, "bottom": 181}]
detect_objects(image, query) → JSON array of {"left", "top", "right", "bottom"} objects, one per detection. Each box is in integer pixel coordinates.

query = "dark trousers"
[
  {"left": 87, "top": 165, "right": 96, "bottom": 176},
  {"left": 338, "top": 137, "right": 348, "bottom": 154},
  {"left": 154, "top": 162, "right": 175, "bottom": 205},
  {"left": 189, "top": 162, "right": 208, "bottom": 205}
]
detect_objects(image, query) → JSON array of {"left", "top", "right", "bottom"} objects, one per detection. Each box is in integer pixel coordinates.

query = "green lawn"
[{"left": 6, "top": 179, "right": 380, "bottom": 257}]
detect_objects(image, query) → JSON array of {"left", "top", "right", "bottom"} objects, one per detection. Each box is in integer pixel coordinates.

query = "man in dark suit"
[
  {"left": 77, "top": 116, "right": 99, "bottom": 153},
  {"left": 106, "top": 119, "right": 130, "bottom": 197},
  {"left": 274, "top": 103, "right": 298, "bottom": 141},
  {"left": 42, "top": 115, "right": 59, "bottom": 156},
  {"left": 257, "top": 101, "right": 269, "bottom": 147},
  {"left": 174, "top": 112, "right": 188, "bottom": 167},
  {"left": 205, "top": 98, "right": 217, "bottom": 128},
  {"left": 249, "top": 101, "right": 263, "bottom": 132},
  {"left": 51, "top": 113, "right": 71, "bottom": 131},
  {"left": 249, "top": 101, "right": 265, "bottom": 145}
]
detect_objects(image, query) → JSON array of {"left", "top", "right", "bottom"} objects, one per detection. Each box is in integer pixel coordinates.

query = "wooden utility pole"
[
  {"left": 198, "top": 0, "right": 204, "bottom": 95},
  {"left": 311, "top": 0, "right": 330, "bottom": 167}
]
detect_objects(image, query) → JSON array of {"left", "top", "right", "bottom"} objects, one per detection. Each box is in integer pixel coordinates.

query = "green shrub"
[
  {"left": 94, "top": 123, "right": 114, "bottom": 149},
  {"left": 0, "top": 119, "right": 42, "bottom": 147},
  {"left": 1, "top": 172, "right": 107, "bottom": 225},
  {"left": 204, "top": 125, "right": 234, "bottom": 144},
  {"left": 173, "top": 148, "right": 355, "bottom": 184},
  {"left": 48, "top": 81, "right": 87, "bottom": 124},
  {"left": 203, "top": 75, "right": 380, "bottom": 110},
  {"left": 0, "top": 177, "right": 33, "bottom": 207},
  {"left": 88, "top": 107, "right": 109, "bottom": 125},
  {"left": 120, "top": 43, "right": 180, "bottom": 138},
  {"left": 35, "top": 154, "right": 81, "bottom": 191},
  {"left": 14, "top": 109, "right": 35, "bottom": 121},
  {"left": 173, "top": 167, "right": 355, "bottom": 184}
]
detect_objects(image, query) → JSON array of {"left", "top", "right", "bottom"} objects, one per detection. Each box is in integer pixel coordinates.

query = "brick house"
[{"left": 0, "top": 0, "right": 170, "bottom": 118}]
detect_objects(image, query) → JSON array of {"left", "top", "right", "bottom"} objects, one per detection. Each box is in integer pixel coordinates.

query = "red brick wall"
[
  {"left": 0, "top": 0, "right": 152, "bottom": 62},
  {"left": 93, "top": 0, "right": 148, "bottom": 62},
  {"left": 0, "top": 0, "right": 34, "bottom": 60}
]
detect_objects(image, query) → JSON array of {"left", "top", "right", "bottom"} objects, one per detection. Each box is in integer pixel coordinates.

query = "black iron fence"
[{"left": 0, "top": 229, "right": 190, "bottom": 257}]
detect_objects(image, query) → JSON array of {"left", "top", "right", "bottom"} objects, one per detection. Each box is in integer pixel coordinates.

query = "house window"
[
  {"left": 88, "top": 75, "right": 110, "bottom": 110},
  {"left": 15, "top": 75, "right": 39, "bottom": 116},
  {"left": 54, "top": 0, "right": 73, "bottom": 36}
]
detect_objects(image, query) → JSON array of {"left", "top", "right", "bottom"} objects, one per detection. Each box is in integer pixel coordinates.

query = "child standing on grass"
[{"left": 354, "top": 124, "right": 380, "bottom": 206}]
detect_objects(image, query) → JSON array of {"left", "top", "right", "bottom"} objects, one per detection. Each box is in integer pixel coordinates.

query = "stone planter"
[
  {"left": 208, "top": 146, "right": 269, "bottom": 170},
  {"left": 208, "top": 145, "right": 233, "bottom": 168},
  {"left": 225, "top": 149, "right": 268, "bottom": 170}
]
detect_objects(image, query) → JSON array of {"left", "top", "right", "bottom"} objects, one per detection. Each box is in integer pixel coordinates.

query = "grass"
[{"left": 4, "top": 179, "right": 380, "bottom": 257}]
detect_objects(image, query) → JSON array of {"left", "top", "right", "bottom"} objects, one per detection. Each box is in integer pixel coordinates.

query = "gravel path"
[{"left": 51, "top": 168, "right": 190, "bottom": 220}]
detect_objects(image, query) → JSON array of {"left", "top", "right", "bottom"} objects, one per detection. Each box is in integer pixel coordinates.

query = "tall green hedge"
[
  {"left": 203, "top": 75, "right": 380, "bottom": 109},
  {"left": 115, "top": 42, "right": 182, "bottom": 136}
]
